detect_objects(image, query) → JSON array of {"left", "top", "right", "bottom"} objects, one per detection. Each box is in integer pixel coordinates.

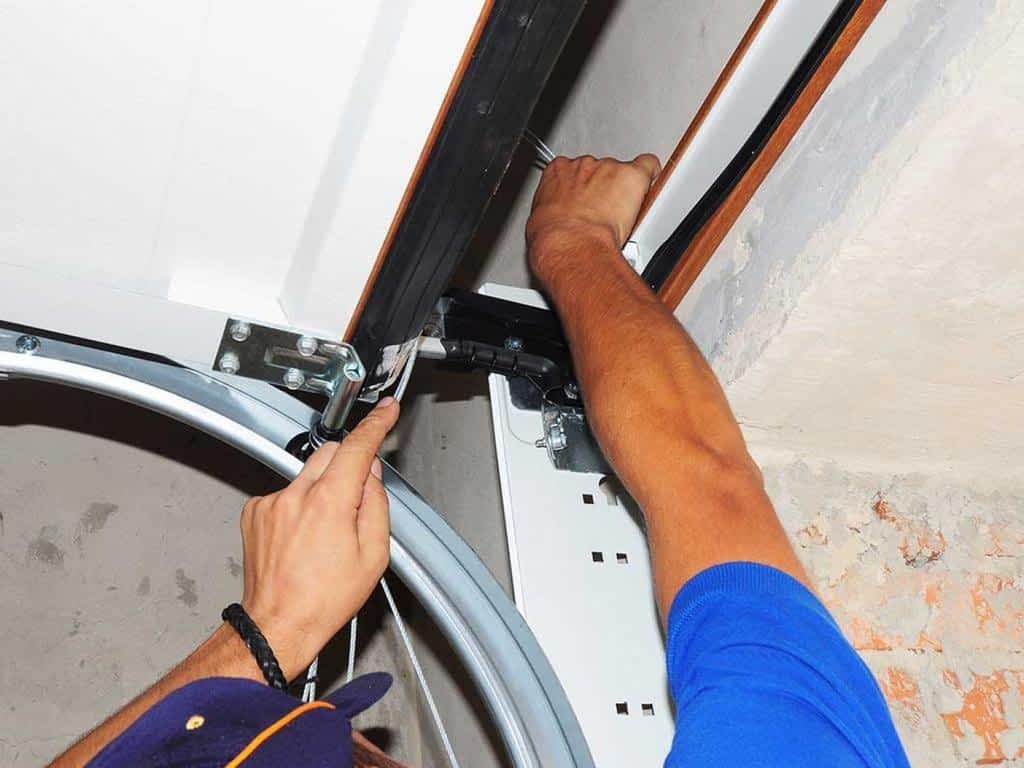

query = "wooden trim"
[
  {"left": 635, "top": 0, "right": 777, "bottom": 225},
  {"left": 655, "top": 0, "right": 886, "bottom": 310},
  {"left": 343, "top": 0, "right": 495, "bottom": 341}
]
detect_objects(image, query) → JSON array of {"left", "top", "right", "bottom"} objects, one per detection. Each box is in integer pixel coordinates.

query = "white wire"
[
  {"left": 299, "top": 346, "right": 411, "bottom": 708},
  {"left": 346, "top": 614, "right": 358, "bottom": 683},
  {"left": 301, "top": 655, "right": 319, "bottom": 703},
  {"left": 525, "top": 130, "right": 556, "bottom": 162},
  {"left": 524, "top": 129, "right": 556, "bottom": 163},
  {"left": 393, "top": 342, "right": 418, "bottom": 402},
  {"left": 522, "top": 132, "right": 553, "bottom": 166},
  {"left": 380, "top": 576, "right": 461, "bottom": 768}
]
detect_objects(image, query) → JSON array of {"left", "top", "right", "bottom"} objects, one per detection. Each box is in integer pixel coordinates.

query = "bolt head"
[
  {"left": 563, "top": 382, "right": 580, "bottom": 400},
  {"left": 504, "top": 337, "right": 524, "bottom": 351},
  {"left": 217, "top": 352, "right": 240, "bottom": 375},
  {"left": 548, "top": 431, "right": 568, "bottom": 451},
  {"left": 342, "top": 361, "right": 364, "bottom": 382},
  {"left": 229, "top": 321, "right": 251, "bottom": 343},
  {"left": 15, "top": 335, "right": 40, "bottom": 354},
  {"left": 296, "top": 335, "right": 318, "bottom": 357},
  {"left": 282, "top": 368, "right": 305, "bottom": 390}
]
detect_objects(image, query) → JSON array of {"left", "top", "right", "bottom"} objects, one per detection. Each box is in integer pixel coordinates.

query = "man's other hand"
[
  {"left": 526, "top": 153, "right": 660, "bottom": 279},
  {"left": 239, "top": 398, "right": 400, "bottom": 680}
]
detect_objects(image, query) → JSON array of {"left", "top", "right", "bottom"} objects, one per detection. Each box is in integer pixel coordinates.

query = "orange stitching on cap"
[{"left": 224, "top": 700, "right": 335, "bottom": 767}]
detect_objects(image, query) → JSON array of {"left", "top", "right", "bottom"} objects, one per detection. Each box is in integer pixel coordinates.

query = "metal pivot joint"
[
  {"left": 308, "top": 357, "right": 365, "bottom": 450},
  {"left": 213, "top": 319, "right": 365, "bottom": 455}
]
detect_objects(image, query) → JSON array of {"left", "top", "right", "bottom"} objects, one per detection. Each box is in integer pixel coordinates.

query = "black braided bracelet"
[{"left": 221, "top": 603, "right": 288, "bottom": 690}]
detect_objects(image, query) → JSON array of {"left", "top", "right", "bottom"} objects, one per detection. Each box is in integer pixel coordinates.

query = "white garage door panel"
[
  {"left": 0, "top": 0, "right": 484, "bottom": 363},
  {"left": 0, "top": 2, "right": 210, "bottom": 287}
]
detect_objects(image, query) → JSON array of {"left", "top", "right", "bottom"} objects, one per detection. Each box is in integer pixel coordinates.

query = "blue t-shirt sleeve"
[{"left": 664, "top": 562, "right": 910, "bottom": 768}]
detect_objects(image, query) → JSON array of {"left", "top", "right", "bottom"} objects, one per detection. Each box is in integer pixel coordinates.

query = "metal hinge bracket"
[{"left": 213, "top": 320, "right": 365, "bottom": 437}]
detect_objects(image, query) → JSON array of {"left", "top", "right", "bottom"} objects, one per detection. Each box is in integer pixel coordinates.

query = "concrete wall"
[{"left": 0, "top": 384, "right": 428, "bottom": 766}]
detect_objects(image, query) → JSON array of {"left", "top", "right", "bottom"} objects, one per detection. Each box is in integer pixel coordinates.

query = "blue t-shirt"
[{"left": 664, "top": 562, "right": 910, "bottom": 767}]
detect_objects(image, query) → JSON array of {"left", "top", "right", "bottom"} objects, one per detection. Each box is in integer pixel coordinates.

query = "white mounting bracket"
[{"left": 484, "top": 283, "right": 673, "bottom": 767}]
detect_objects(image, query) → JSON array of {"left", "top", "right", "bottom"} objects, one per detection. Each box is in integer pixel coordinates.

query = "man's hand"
[
  {"left": 526, "top": 153, "right": 660, "bottom": 280},
  {"left": 240, "top": 397, "right": 400, "bottom": 680}
]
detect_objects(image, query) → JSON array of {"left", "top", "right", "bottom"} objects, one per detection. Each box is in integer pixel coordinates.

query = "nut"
[
  {"left": 229, "top": 321, "right": 251, "bottom": 343},
  {"left": 282, "top": 368, "right": 305, "bottom": 390},
  {"left": 296, "top": 335, "right": 318, "bottom": 357},
  {"left": 217, "top": 352, "right": 240, "bottom": 375}
]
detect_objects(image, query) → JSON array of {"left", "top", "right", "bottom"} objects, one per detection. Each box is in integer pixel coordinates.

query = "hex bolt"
[
  {"left": 504, "top": 337, "right": 524, "bottom": 351},
  {"left": 296, "top": 335, "right": 318, "bottom": 357},
  {"left": 229, "top": 321, "right": 251, "bottom": 343},
  {"left": 218, "top": 352, "right": 241, "bottom": 375},
  {"left": 15, "top": 335, "right": 40, "bottom": 355},
  {"left": 282, "top": 368, "right": 305, "bottom": 390}
]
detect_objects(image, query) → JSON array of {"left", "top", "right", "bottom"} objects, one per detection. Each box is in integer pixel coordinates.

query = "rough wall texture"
[
  {"left": 702, "top": 1, "right": 1024, "bottom": 763},
  {"left": 679, "top": 0, "right": 1007, "bottom": 375}
]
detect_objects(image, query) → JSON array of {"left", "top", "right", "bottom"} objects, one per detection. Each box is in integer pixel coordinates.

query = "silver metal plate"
[{"left": 213, "top": 319, "right": 359, "bottom": 395}]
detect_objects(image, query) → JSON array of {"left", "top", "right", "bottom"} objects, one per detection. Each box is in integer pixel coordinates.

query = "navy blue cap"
[{"left": 88, "top": 672, "right": 392, "bottom": 768}]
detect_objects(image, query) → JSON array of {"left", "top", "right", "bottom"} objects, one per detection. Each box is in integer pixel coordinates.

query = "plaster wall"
[{"left": 691, "top": 1, "right": 1024, "bottom": 763}]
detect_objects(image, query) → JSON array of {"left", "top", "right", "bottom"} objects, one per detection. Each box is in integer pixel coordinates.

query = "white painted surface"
[
  {"left": 0, "top": 1, "right": 483, "bottom": 364},
  {"left": 483, "top": 284, "right": 673, "bottom": 767},
  {"left": 630, "top": 0, "right": 842, "bottom": 269}
]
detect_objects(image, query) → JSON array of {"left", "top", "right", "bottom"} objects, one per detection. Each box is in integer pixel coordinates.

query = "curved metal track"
[{"left": 0, "top": 326, "right": 594, "bottom": 768}]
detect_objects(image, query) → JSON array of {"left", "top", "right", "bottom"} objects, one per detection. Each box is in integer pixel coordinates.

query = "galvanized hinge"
[{"left": 214, "top": 319, "right": 365, "bottom": 437}]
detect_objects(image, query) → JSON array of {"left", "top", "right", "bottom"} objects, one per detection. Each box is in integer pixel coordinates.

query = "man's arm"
[
  {"left": 526, "top": 155, "right": 809, "bottom": 617},
  {"left": 49, "top": 398, "right": 400, "bottom": 767}
]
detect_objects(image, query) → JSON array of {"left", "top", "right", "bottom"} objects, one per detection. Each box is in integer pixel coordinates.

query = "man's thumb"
[{"left": 632, "top": 153, "right": 662, "bottom": 186}]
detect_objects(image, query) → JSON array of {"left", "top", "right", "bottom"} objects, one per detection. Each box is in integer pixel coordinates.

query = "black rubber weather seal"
[
  {"left": 350, "top": 0, "right": 588, "bottom": 387},
  {"left": 641, "top": 0, "right": 862, "bottom": 291}
]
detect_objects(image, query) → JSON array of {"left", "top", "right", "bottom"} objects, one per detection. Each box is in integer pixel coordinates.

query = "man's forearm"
[
  {"left": 49, "top": 625, "right": 262, "bottom": 767},
  {"left": 531, "top": 228, "right": 809, "bottom": 615}
]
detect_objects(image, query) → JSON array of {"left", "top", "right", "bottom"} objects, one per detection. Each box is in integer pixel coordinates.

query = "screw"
[
  {"left": 504, "top": 337, "right": 524, "bottom": 351},
  {"left": 282, "top": 368, "right": 305, "bottom": 390},
  {"left": 15, "top": 335, "right": 40, "bottom": 354},
  {"left": 296, "top": 336, "right": 318, "bottom": 357},
  {"left": 229, "top": 321, "right": 251, "bottom": 343},
  {"left": 218, "top": 352, "right": 240, "bottom": 375},
  {"left": 564, "top": 381, "right": 580, "bottom": 400}
]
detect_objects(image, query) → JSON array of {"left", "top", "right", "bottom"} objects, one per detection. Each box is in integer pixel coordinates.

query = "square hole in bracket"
[
  {"left": 615, "top": 702, "right": 629, "bottom": 715},
  {"left": 582, "top": 493, "right": 595, "bottom": 505},
  {"left": 616, "top": 552, "right": 629, "bottom": 564},
  {"left": 591, "top": 551, "right": 604, "bottom": 563},
  {"left": 641, "top": 703, "right": 655, "bottom": 716}
]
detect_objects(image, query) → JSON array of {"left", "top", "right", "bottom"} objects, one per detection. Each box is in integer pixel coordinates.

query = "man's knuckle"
[{"left": 306, "top": 483, "right": 335, "bottom": 509}]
